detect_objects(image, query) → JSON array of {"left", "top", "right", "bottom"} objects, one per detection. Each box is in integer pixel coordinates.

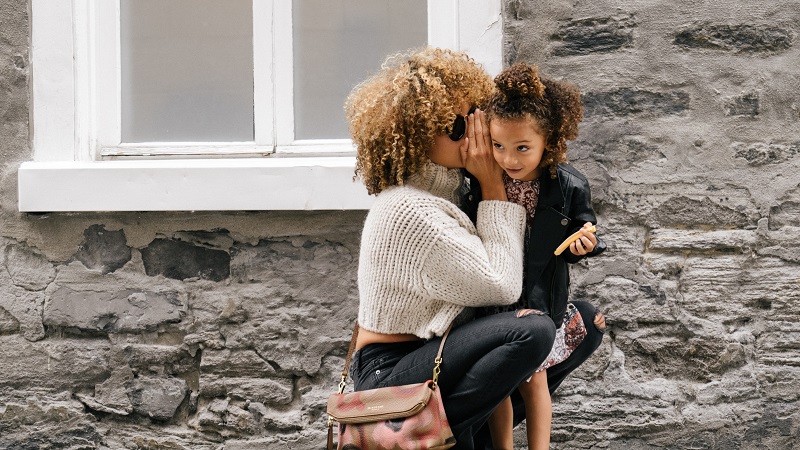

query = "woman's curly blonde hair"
[
  {"left": 346, "top": 47, "right": 494, "bottom": 195},
  {"left": 486, "top": 63, "right": 584, "bottom": 179}
]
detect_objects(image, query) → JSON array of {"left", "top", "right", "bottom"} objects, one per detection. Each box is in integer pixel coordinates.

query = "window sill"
[{"left": 18, "top": 157, "right": 374, "bottom": 212}]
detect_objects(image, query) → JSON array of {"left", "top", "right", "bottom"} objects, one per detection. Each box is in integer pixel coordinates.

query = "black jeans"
[
  {"left": 351, "top": 311, "right": 557, "bottom": 450},
  {"left": 473, "top": 300, "right": 606, "bottom": 449}
]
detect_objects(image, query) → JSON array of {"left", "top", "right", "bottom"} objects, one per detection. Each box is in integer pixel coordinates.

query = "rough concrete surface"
[{"left": 1, "top": 0, "right": 799, "bottom": 449}]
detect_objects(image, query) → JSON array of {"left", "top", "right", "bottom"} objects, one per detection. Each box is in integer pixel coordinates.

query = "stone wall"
[
  {"left": 505, "top": 0, "right": 800, "bottom": 448},
  {"left": 1, "top": 0, "right": 798, "bottom": 449}
]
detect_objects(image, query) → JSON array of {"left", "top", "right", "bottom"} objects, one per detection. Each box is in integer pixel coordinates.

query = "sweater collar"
[{"left": 407, "top": 162, "right": 465, "bottom": 205}]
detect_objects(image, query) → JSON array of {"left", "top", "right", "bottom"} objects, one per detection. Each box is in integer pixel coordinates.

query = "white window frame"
[
  {"left": 96, "top": 1, "right": 277, "bottom": 158},
  {"left": 20, "top": 0, "right": 503, "bottom": 212}
]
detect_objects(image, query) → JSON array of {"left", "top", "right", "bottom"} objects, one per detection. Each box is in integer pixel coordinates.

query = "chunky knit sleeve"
[{"left": 419, "top": 200, "right": 526, "bottom": 306}]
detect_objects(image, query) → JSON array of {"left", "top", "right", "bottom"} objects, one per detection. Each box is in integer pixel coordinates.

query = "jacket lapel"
[{"left": 525, "top": 172, "right": 569, "bottom": 283}]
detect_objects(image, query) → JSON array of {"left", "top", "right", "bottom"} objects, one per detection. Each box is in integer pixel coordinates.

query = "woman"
[{"left": 345, "top": 47, "right": 557, "bottom": 449}]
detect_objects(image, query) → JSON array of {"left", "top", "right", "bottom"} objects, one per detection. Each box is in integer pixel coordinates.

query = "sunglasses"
[{"left": 448, "top": 106, "right": 477, "bottom": 141}]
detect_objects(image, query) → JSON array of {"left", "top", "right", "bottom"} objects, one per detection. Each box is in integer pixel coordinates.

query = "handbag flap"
[{"left": 327, "top": 381, "right": 434, "bottom": 424}]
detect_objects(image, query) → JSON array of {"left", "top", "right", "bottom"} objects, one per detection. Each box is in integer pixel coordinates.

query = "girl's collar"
[{"left": 503, "top": 171, "right": 540, "bottom": 185}]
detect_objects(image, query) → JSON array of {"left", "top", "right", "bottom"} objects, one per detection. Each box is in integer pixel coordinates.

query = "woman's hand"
[
  {"left": 569, "top": 222, "right": 598, "bottom": 256},
  {"left": 461, "top": 109, "right": 507, "bottom": 201}
]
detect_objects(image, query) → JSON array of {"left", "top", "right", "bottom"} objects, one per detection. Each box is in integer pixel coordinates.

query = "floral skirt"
[{"left": 536, "top": 302, "right": 586, "bottom": 372}]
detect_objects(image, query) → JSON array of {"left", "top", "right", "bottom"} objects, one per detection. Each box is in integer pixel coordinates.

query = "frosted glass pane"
[
  {"left": 293, "top": 0, "right": 427, "bottom": 140},
  {"left": 121, "top": 0, "right": 253, "bottom": 142}
]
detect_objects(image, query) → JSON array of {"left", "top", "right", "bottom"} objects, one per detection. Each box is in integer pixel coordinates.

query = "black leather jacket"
[{"left": 464, "top": 164, "right": 606, "bottom": 326}]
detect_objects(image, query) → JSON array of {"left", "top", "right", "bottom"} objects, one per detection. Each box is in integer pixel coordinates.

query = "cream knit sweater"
[{"left": 357, "top": 163, "right": 527, "bottom": 339}]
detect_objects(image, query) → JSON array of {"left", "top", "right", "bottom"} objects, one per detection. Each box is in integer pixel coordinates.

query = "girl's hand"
[
  {"left": 461, "top": 109, "right": 506, "bottom": 201},
  {"left": 516, "top": 308, "right": 544, "bottom": 318},
  {"left": 569, "top": 222, "right": 598, "bottom": 256}
]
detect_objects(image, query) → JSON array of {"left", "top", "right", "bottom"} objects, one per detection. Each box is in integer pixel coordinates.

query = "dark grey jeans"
[{"left": 351, "top": 311, "right": 557, "bottom": 450}]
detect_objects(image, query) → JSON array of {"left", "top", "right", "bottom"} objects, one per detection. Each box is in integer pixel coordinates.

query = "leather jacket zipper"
[{"left": 549, "top": 258, "right": 558, "bottom": 325}]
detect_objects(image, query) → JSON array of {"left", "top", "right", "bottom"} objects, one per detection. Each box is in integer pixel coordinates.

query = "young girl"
[{"left": 474, "top": 63, "right": 608, "bottom": 449}]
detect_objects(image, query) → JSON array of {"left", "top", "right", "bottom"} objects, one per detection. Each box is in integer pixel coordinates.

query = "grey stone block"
[
  {"left": 0, "top": 306, "right": 19, "bottom": 334},
  {"left": 198, "top": 375, "right": 293, "bottom": 405},
  {"left": 0, "top": 335, "right": 112, "bottom": 390},
  {"left": 724, "top": 92, "right": 760, "bottom": 117},
  {"left": 733, "top": 141, "right": 800, "bottom": 166},
  {"left": 647, "top": 196, "right": 751, "bottom": 228},
  {"left": 141, "top": 238, "right": 230, "bottom": 281},
  {"left": 3, "top": 242, "right": 55, "bottom": 290},
  {"left": 190, "top": 397, "right": 264, "bottom": 435},
  {"left": 583, "top": 88, "right": 690, "bottom": 118},
  {"left": 0, "top": 393, "right": 103, "bottom": 450},
  {"left": 0, "top": 271, "right": 45, "bottom": 341},
  {"left": 573, "top": 133, "right": 666, "bottom": 169},
  {"left": 199, "top": 348, "right": 277, "bottom": 377},
  {"left": 128, "top": 376, "right": 188, "bottom": 421},
  {"left": 769, "top": 201, "right": 800, "bottom": 229},
  {"left": 675, "top": 23, "right": 793, "bottom": 53},
  {"left": 649, "top": 228, "right": 757, "bottom": 253},
  {"left": 551, "top": 15, "right": 636, "bottom": 56},
  {"left": 73, "top": 224, "right": 132, "bottom": 274},
  {"left": 44, "top": 286, "right": 183, "bottom": 332},
  {"left": 122, "top": 343, "right": 198, "bottom": 376},
  {"left": 79, "top": 365, "right": 135, "bottom": 416}
]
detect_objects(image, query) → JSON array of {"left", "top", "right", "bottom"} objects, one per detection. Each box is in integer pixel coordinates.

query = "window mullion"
[
  {"left": 91, "top": 0, "right": 121, "bottom": 156},
  {"left": 457, "top": 0, "right": 503, "bottom": 76},
  {"left": 428, "top": 0, "right": 459, "bottom": 50},
  {"left": 253, "top": 0, "right": 274, "bottom": 148},
  {"left": 272, "top": 0, "right": 294, "bottom": 149}
]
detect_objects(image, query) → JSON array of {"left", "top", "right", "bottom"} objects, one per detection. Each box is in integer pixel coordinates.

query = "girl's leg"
[
  {"left": 487, "top": 397, "right": 514, "bottom": 450},
  {"left": 362, "top": 311, "right": 556, "bottom": 450},
  {"left": 497, "top": 301, "right": 606, "bottom": 434},
  {"left": 518, "top": 370, "right": 551, "bottom": 450}
]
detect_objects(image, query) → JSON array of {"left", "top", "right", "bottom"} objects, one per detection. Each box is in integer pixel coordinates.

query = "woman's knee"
[{"left": 514, "top": 312, "right": 557, "bottom": 353}]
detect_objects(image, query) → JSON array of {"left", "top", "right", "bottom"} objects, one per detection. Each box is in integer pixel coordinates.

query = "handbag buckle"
[{"left": 431, "top": 357, "right": 443, "bottom": 389}]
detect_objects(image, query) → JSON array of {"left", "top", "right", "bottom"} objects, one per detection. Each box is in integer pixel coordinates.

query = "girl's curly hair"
[
  {"left": 486, "top": 63, "right": 583, "bottom": 179},
  {"left": 346, "top": 47, "right": 494, "bottom": 195}
]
